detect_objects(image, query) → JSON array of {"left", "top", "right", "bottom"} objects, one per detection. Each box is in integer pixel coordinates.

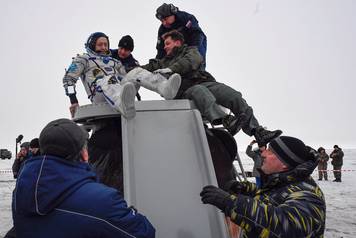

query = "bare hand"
[{"left": 69, "top": 103, "right": 79, "bottom": 118}]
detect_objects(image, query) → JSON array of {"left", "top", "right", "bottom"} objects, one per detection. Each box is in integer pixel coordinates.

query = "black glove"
[
  {"left": 200, "top": 185, "right": 233, "bottom": 212},
  {"left": 223, "top": 180, "right": 245, "bottom": 194}
]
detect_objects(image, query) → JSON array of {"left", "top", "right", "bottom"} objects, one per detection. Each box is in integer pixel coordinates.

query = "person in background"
[
  {"left": 330, "top": 144, "right": 344, "bottom": 182},
  {"left": 155, "top": 3, "right": 207, "bottom": 68},
  {"left": 111, "top": 35, "right": 142, "bottom": 100},
  {"left": 5, "top": 138, "right": 41, "bottom": 238},
  {"left": 245, "top": 140, "right": 263, "bottom": 187},
  {"left": 12, "top": 118, "right": 155, "bottom": 238},
  {"left": 317, "top": 147, "right": 329, "bottom": 181},
  {"left": 29, "top": 138, "right": 41, "bottom": 157},
  {"left": 111, "top": 35, "right": 139, "bottom": 72},
  {"left": 11, "top": 142, "right": 30, "bottom": 179},
  {"left": 200, "top": 136, "right": 325, "bottom": 237}
]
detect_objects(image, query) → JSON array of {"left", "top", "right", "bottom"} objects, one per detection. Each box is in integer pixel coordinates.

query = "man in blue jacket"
[
  {"left": 155, "top": 3, "right": 207, "bottom": 67},
  {"left": 12, "top": 118, "right": 155, "bottom": 238}
]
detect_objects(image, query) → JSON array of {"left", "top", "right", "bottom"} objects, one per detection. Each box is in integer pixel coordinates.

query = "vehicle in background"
[{"left": 0, "top": 149, "right": 12, "bottom": 159}]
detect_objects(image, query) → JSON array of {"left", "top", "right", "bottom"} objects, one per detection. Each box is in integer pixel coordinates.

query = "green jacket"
[
  {"left": 225, "top": 163, "right": 325, "bottom": 237},
  {"left": 330, "top": 148, "right": 344, "bottom": 167},
  {"left": 318, "top": 152, "right": 329, "bottom": 163},
  {"left": 141, "top": 45, "right": 215, "bottom": 98}
]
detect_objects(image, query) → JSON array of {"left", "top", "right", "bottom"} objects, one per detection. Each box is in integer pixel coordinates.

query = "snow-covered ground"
[
  {"left": 1, "top": 150, "right": 355, "bottom": 237},
  {"left": 0, "top": 159, "right": 16, "bottom": 238}
]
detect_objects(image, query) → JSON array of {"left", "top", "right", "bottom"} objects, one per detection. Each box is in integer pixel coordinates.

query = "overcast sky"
[{"left": 1, "top": 0, "right": 355, "bottom": 154}]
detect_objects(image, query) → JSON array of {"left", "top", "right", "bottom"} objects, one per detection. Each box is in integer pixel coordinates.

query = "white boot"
[
  {"left": 96, "top": 76, "right": 136, "bottom": 119},
  {"left": 123, "top": 67, "right": 181, "bottom": 100}
]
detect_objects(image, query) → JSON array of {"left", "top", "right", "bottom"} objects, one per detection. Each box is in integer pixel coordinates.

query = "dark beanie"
[
  {"left": 20, "top": 142, "right": 30, "bottom": 149},
  {"left": 156, "top": 3, "right": 177, "bottom": 20},
  {"left": 30, "top": 138, "right": 40, "bottom": 148},
  {"left": 39, "top": 119, "right": 88, "bottom": 160},
  {"left": 118, "top": 35, "right": 134, "bottom": 51},
  {"left": 269, "top": 136, "right": 310, "bottom": 168}
]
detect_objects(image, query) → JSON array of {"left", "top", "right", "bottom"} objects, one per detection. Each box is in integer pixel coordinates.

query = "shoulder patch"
[
  {"left": 103, "top": 57, "right": 110, "bottom": 64},
  {"left": 67, "top": 63, "right": 78, "bottom": 73}
]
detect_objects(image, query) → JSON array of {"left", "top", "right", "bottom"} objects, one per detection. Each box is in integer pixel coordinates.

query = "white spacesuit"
[{"left": 63, "top": 32, "right": 181, "bottom": 119}]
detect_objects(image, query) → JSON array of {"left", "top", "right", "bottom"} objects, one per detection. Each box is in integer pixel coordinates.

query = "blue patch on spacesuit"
[
  {"left": 103, "top": 57, "right": 110, "bottom": 64},
  {"left": 116, "top": 75, "right": 123, "bottom": 81},
  {"left": 104, "top": 67, "right": 113, "bottom": 72},
  {"left": 67, "top": 63, "right": 78, "bottom": 72}
]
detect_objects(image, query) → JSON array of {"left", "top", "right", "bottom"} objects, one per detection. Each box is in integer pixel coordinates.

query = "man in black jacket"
[
  {"left": 330, "top": 144, "right": 344, "bottom": 182},
  {"left": 111, "top": 35, "right": 139, "bottom": 72},
  {"left": 111, "top": 35, "right": 142, "bottom": 100}
]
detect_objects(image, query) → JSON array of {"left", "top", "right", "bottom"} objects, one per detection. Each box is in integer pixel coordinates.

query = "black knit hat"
[
  {"left": 269, "top": 136, "right": 310, "bottom": 168},
  {"left": 39, "top": 119, "right": 88, "bottom": 160},
  {"left": 30, "top": 138, "right": 40, "bottom": 148},
  {"left": 20, "top": 142, "right": 30, "bottom": 149},
  {"left": 118, "top": 35, "right": 134, "bottom": 52},
  {"left": 156, "top": 3, "right": 178, "bottom": 20},
  {"left": 85, "top": 32, "right": 110, "bottom": 52}
]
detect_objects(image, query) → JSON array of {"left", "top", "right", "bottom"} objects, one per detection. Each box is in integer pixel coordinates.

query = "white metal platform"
[{"left": 74, "top": 100, "right": 230, "bottom": 238}]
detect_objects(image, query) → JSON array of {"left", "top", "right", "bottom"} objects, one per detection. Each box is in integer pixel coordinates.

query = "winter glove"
[
  {"left": 223, "top": 180, "right": 245, "bottom": 193},
  {"left": 200, "top": 185, "right": 233, "bottom": 213},
  {"left": 223, "top": 180, "right": 257, "bottom": 195},
  {"left": 153, "top": 68, "right": 172, "bottom": 74}
]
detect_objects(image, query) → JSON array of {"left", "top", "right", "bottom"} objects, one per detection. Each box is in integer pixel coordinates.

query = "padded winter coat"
[
  {"left": 142, "top": 44, "right": 215, "bottom": 98},
  {"left": 156, "top": 11, "right": 207, "bottom": 60},
  {"left": 13, "top": 156, "right": 155, "bottom": 238},
  {"left": 111, "top": 50, "right": 140, "bottom": 72},
  {"left": 330, "top": 148, "right": 344, "bottom": 166},
  {"left": 224, "top": 162, "right": 326, "bottom": 237}
]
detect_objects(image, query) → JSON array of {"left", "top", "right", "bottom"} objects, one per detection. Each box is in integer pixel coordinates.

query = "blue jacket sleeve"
[
  {"left": 178, "top": 11, "right": 206, "bottom": 47},
  {"left": 106, "top": 191, "right": 155, "bottom": 238},
  {"left": 156, "top": 27, "right": 166, "bottom": 59}
]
